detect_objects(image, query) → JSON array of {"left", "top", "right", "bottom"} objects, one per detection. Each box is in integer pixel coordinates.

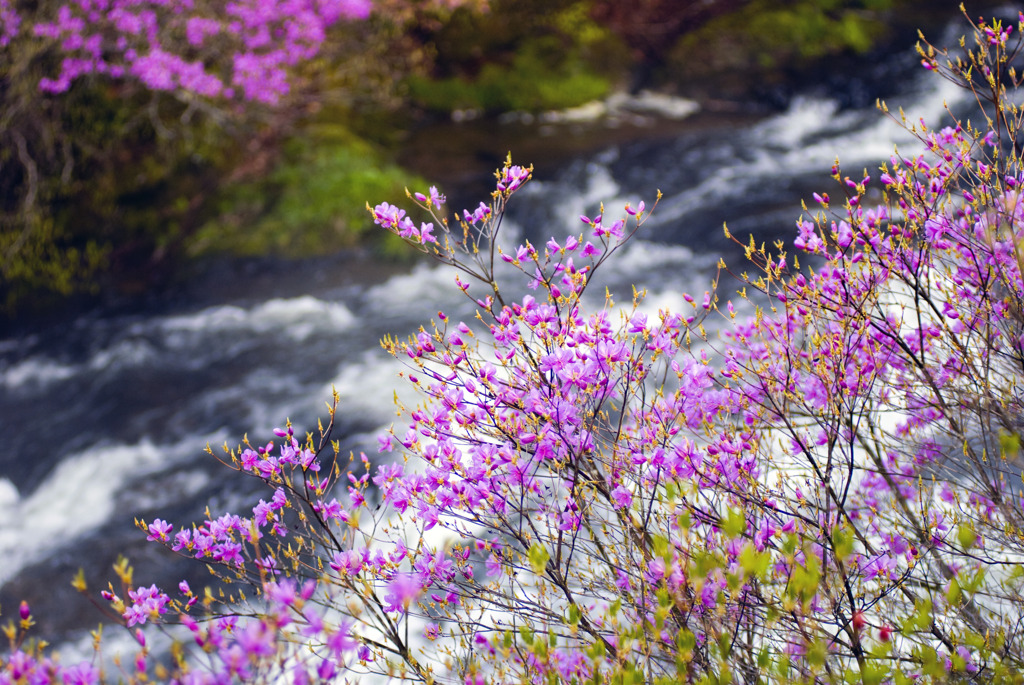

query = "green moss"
[
  {"left": 404, "top": 1, "right": 623, "bottom": 114},
  {"left": 407, "top": 38, "right": 612, "bottom": 113},
  {"left": 189, "top": 128, "right": 422, "bottom": 258},
  {"left": 0, "top": 214, "right": 106, "bottom": 310},
  {"left": 667, "top": 0, "right": 891, "bottom": 81}
]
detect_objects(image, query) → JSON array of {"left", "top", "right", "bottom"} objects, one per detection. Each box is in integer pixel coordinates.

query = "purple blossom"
[
  {"left": 383, "top": 572, "right": 423, "bottom": 613},
  {"left": 28, "top": 0, "right": 376, "bottom": 101},
  {"left": 123, "top": 584, "right": 170, "bottom": 626},
  {"left": 0, "top": 0, "right": 20, "bottom": 46},
  {"left": 146, "top": 518, "right": 173, "bottom": 542},
  {"left": 610, "top": 484, "right": 632, "bottom": 509}
]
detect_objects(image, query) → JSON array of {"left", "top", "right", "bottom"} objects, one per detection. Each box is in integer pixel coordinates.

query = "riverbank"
[{"left": 1, "top": 1, "right": 1006, "bottom": 326}]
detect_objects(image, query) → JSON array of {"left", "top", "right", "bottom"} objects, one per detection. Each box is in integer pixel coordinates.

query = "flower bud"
[{"left": 852, "top": 610, "right": 866, "bottom": 634}]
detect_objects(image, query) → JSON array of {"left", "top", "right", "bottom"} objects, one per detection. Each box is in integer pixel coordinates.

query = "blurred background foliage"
[
  {"left": 187, "top": 125, "right": 420, "bottom": 259},
  {"left": 403, "top": 0, "right": 627, "bottom": 112},
  {"left": 0, "top": 0, "right": 1000, "bottom": 318}
]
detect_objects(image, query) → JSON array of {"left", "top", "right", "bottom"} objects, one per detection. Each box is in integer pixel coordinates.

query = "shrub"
[{"left": 6, "top": 9, "right": 1024, "bottom": 685}]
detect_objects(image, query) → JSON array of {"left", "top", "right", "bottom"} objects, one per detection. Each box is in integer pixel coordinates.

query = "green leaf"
[
  {"left": 902, "top": 598, "right": 933, "bottom": 633},
  {"left": 71, "top": 568, "right": 88, "bottom": 592},
  {"left": 722, "top": 508, "right": 746, "bottom": 538},
  {"left": 566, "top": 603, "right": 582, "bottom": 626},
  {"left": 718, "top": 631, "right": 733, "bottom": 658},
  {"left": 789, "top": 555, "right": 822, "bottom": 603},
  {"left": 999, "top": 431, "right": 1020, "bottom": 459},
  {"left": 957, "top": 524, "right": 977, "bottom": 550},
  {"left": 677, "top": 629, "right": 696, "bottom": 651},
  {"left": 609, "top": 598, "right": 622, "bottom": 616},
  {"left": 947, "top": 578, "right": 962, "bottom": 606},
  {"left": 528, "top": 543, "right": 550, "bottom": 575},
  {"left": 694, "top": 550, "right": 723, "bottom": 576},
  {"left": 775, "top": 655, "right": 792, "bottom": 678},
  {"left": 652, "top": 535, "right": 670, "bottom": 559},
  {"left": 862, "top": 661, "right": 887, "bottom": 685},
  {"left": 806, "top": 639, "right": 826, "bottom": 667},
  {"left": 964, "top": 630, "right": 985, "bottom": 649},
  {"left": 740, "top": 542, "right": 771, "bottom": 577},
  {"left": 832, "top": 527, "right": 854, "bottom": 562}
]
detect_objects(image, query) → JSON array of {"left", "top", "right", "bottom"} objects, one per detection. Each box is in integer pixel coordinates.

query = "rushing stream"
[{"left": 0, "top": 17, "right": 981, "bottom": 645}]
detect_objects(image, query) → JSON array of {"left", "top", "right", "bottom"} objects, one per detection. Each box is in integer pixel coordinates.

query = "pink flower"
[
  {"left": 610, "top": 484, "right": 632, "bottom": 509},
  {"left": 383, "top": 572, "right": 423, "bottom": 613},
  {"left": 338, "top": 0, "right": 373, "bottom": 20},
  {"left": 123, "top": 585, "right": 169, "bottom": 626},
  {"left": 146, "top": 518, "right": 173, "bottom": 542}
]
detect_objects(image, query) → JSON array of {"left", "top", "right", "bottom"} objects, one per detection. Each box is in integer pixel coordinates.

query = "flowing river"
[{"left": 0, "top": 16, "right": 982, "bottom": 645}]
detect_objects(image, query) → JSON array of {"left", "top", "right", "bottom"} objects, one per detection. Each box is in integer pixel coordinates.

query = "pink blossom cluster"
[
  {"left": 2, "top": 593, "right": 364, "bottom": 684},
  {"left": 0, "top": 649, "right": 99, "bottom": 685},
  {"left": 115, "top": 426, "right": 479, "bottom": 681},
  {"left": 0, "top": 0, "right": 19, "bottom": 46},
  {"left": 121, "top": 585, "right": 170, "bottom": 627},
  {"left": 27, "top": 0, "right": 372, "bottom": 103},
  {"left": 372, "top": 201, "right": 437, "bottom": 244}
]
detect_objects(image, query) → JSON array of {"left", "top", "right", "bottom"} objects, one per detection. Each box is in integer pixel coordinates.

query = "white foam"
[
  {"left": 643, "top": 76, "right": 975, "bottom": 232},
  {"left": 0, "top": 436, "right": 220, "bottom": 587},
  {"left": 537, "top": 90, "right": 700, "bottom": 124},
  {"left": 117, "top": 468, "right": 212, "bottom": 514},
  {"left": 540, "top": 100, "right": 608, "bottom": 123},
  {"left": 0, "top": 358, "right": 77, "bottom": 390},
  {"left": 522, "top": 158, "right": 624, "bottom": 238},
  {"left": 600, "top": 240, "right": 702, "bottom": 276},
  {"left": 654, "top": 73, "right": 969, "bottom": 227},
  {"left": 752, "top": 96, "right": 845, "bottom": 151},
  {"left": 0, "top": 479, "right": 18, "bottom": 508},
  {"left": 160, "top": 296, "right": 356, "bottom": 342},
  {"left": 363, "top": 263, "right": 465, "bottom": 321},
  {"left": 608, "top": 90, "right": 701, "bottom": 120},
  {"left": 0, "top": 441, "right": 157, "bottom": 585},
  {"left": 329, "top": 353, "right": 412, "bottom": 427},
  {"left": 87, "top": 338, "right": 158, "bottom": 373},
  {"left": 1, "top": 297, "right": 357, "bottom": 391},
  {"left": 756, "top": 72, "right": 971, "bottom": 174}
]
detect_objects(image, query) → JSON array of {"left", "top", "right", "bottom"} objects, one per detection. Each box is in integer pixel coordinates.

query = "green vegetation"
[
  {"left": 405, "top": 2, "right": 625, "bottom": 113},
  {"left": 405, "top": 41, "right": 612, "bottom": 114},
  {"left": 0, "top": 71, "right": 235, "bottom": 310},
  {"left": 667, "top": 0, "right": 893, "bottom": 85},
  {"left": 188, "top": 127, "right": 420, "bottom": 258}
]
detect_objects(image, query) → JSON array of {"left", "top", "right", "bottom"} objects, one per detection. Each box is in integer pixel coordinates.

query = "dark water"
[{"left": 0, "top": 15, "right": 982, "bottom": 647}]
